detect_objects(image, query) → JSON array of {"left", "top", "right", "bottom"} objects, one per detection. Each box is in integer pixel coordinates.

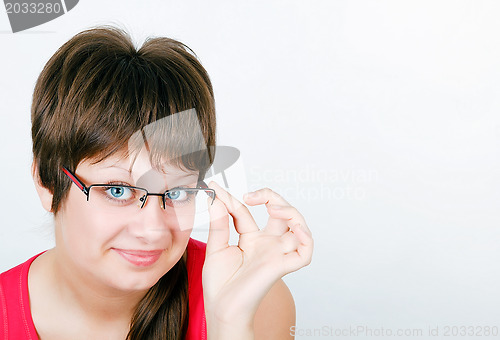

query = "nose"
[
  {"left": 128, "top": 195, "right": 172, "bottom": 244},
  {"left": 139, "top": 193, "right": 165, "bottom": 209}
]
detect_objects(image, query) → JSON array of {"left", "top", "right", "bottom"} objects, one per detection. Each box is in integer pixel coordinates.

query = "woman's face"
[{"left": 53, "top": 149, "right": 199, "bottom": 293}]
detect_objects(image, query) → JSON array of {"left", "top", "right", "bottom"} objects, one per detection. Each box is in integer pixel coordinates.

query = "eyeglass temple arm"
[
  {"left": 61, "top": 166, "right": 89, "bottom": 196},
  {"left": 197, "top": 180, "right": 216, "bottom": 200}
]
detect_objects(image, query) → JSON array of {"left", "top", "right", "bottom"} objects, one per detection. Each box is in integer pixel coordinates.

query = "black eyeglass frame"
[{"left": 61, "top": 166, "right": 216, "bottom": 210}]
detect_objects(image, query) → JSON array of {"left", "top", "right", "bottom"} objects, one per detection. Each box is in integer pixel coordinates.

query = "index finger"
[
  {"left": 208, "top": 181, "right": 259, "bottom": 234},
  {"left": 244, "top": 187, "right": 293, "bottom": 236}
]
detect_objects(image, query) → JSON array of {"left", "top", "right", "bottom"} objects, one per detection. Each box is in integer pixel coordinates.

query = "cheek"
[
  {"left": 57, "top": 189, "right": 124, "bottom": 256},
  {"left": 171, "top": 214, "right": 196, "bottom": 232}
]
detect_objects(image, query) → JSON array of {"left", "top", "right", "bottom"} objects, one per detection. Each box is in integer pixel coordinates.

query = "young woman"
[{"left": 0, "top": 26, "right": 313, "bottom": 340}]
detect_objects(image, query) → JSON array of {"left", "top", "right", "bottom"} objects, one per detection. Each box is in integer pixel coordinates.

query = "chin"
[{"left": 109, "top": 270, "right": 164, "bottom": 292}]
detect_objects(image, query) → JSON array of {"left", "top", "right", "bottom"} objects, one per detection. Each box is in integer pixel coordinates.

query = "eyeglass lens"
[{"left": 87, "top": 185, "right": 214, "bottom": 216}]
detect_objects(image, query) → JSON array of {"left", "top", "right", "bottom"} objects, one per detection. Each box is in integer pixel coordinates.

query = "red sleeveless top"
[{"left": 0, "top": 238, "right": 207, "bottom": 340}]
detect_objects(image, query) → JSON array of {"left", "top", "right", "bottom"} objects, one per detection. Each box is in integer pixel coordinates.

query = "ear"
[{"left": 31, "top": 161, "right": 54, "bottom": 213}]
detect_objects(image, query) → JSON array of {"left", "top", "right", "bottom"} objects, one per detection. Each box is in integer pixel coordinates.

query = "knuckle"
[{"left": 270, "top": 189, "right": 283, "bottom": 200}]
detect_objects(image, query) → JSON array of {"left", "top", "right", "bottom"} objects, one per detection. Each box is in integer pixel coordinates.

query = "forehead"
[{"left": 81, "top": 149, "right": 199, "bottom": 187}]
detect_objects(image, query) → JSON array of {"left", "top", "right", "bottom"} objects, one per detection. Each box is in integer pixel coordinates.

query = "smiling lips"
[{"left": 113, "top": 249, "right": 163, "bottom": 267}]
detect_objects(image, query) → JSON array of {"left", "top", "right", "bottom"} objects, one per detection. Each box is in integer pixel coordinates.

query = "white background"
[{"left": 1, "top": 1, "right": 500, "bottom": 339}]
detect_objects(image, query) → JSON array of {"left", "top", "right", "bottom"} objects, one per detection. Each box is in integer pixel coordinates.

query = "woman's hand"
[{"left": 202, "top": 182, "right": 314, "bottom": 339}]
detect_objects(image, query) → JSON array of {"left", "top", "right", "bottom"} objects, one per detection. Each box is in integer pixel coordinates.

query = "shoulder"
[
  {"left": 0, "top": 253, "right": 44, "bottom": 340},
  {"left": 254, "top": 279, "right": 295, "bottom": 340},
  {"left": 0, "top": 263, "right": 23, "bottom": 339},
  {"left": 0, "top": 264, "right": 22, "bottom": 338},
  {"left": 0, "top": 258, "right": 31, "bottom": 306}
]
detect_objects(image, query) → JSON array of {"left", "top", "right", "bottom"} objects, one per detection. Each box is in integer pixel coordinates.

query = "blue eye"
[
  {"left": 105, "top": 186, "right": 133, "bottom": 201},
  {"left": 110, "top": 187, "right": 124, "bottom": 197},
  {"left": 166, "top": 189, "right": 187, "bottom": 201},
  {"left": 167, "top": 190, "right": 180, "bottom": 200}
]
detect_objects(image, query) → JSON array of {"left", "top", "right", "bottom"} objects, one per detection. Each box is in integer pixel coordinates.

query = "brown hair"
[{"left": 31, "top": 26, "right": 216, "bottom": 339}]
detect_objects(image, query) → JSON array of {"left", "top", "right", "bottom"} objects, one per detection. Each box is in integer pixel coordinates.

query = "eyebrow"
[
  {"left": 103, "top": 165, "right": 132, "bottom": 173},
  {"left": 102, "top": 165, "right": 198, "bottom": 178}
]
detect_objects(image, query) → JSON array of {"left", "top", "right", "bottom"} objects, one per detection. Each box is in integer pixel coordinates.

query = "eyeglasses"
[{"left": 61, "top": 166, "right": 216, "bottom": 216}]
